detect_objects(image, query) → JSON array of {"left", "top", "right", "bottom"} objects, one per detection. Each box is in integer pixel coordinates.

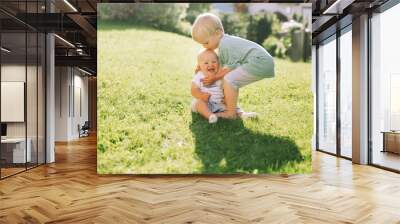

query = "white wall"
[
  {"left": 74, "top": 73, "right": 89, "bottom": 121},
  {"left": 1, "top": 65, "right": 25, "bottom": 81},
  {"left": 55, "top": 67, "right": 89, "bottom": 141},
  {"left": 1, "top": 65, "right": 32, "bottom": 138},
  {"left": 55, "top": 66, "right": 70, "bottom": 141},
  {"left": 1, "top": 65, "right": 26, "bottom": 141},
  {"left": 1, "top": 63, "right": 46, "bottom": 164},
  {"left": 71, "top": 72, "right": 89, "bottom": 138}
]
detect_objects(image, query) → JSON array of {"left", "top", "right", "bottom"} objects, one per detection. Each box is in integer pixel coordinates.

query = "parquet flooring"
[
  {"left": 0, "top": 167, "right": 26, "bottom": 178},
  {"left": 0, "top": 135, "right": 400, "bottom": 223}
]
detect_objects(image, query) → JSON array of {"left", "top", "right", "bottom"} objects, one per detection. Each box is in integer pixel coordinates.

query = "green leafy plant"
[
  {"left": 246, "top": 13, "right": 280, "bottom": 45},
  {"left": 185, "top": 3, "right": 211, "bottom": 24},
  {"left": 98, "top": 3, "right": 189, "bottom": 36},
  {"left": 220, "top": 13, "right": 249, "bottom": 39}
]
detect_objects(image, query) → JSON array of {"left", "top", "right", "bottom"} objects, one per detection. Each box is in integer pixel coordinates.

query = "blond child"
[{"left": 191, "top": 13, "right": 275, "bottom": 119}]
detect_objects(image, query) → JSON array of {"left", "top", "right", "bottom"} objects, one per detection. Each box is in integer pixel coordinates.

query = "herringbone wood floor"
[{"left": 1, "top": 135, "right": 400, "bottom": 224}]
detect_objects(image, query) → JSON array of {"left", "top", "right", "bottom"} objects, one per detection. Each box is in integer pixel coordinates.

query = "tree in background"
[
  {"left": 303, "top": 31, "right": 312, "bottom": 62},
  {"left": 98, "top": 3, "right": 189, "bottom": 35},
  {"left": 220, "top": 13, "right": 249, "bottom": 39},
  {"left": 292, "top": 13, "right": 304, "bottom": 24},
  {"left": 246, "top": 13, "right": 280, "bottom": 45},
  {"left": 98, "top": 3, "right": 139, "bottom": 20},
  {"left": 137, "top": 4, "right": 188, "bottom": 31},
  {"left": 275, "top": 11, "right": 289, "bottom": 22},
  {"left": 185, "top": 3, "right": 211, "bottom": 24},
  {"left": 234, "top": 3, "right": 249, "bottom": 14},
  {"left": 99, "top": 3, "right": 311, "bottom": 61}
]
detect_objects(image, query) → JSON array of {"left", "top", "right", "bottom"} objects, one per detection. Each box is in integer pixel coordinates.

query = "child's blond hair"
[
  {"left": 191, "top": 13, "right": 224, "bottom": 42},
  {"left": 197, "top": 48, "right": 218, "bottom": 61}
]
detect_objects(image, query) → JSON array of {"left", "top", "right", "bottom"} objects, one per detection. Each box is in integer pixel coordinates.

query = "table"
[{"left": 381, "top": 131, "right": 400, "bottom": 154}]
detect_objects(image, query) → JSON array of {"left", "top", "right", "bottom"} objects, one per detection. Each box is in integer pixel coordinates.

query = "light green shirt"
[{"left": 218, "top": 34, "right": 275, "bottom": 78}]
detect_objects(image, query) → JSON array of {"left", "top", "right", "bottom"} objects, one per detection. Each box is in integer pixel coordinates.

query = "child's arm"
[
  {"left": 203, "top": 67, "right": 232, "bottom": 85},
  {"left": 191, "top": 83, "right": 210, "bottom": 102}
]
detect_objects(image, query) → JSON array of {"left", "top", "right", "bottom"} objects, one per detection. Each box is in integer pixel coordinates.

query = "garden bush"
[
  {"left": 303, "top": 31, "right": 312, "bottom": 62},
  {"left": 246, "top": 13, "right": 280, "bottom": 45},
  {"left": 98, "top": 3, "right": 138, "bottom": 20},
  {"left": 263, "top": 36, "right": 287, "bottom": 58},
  {"left": 98, "top": 3, "right": 311, "bottom": 61},
  {"left": 220, "top": 13, "right": 248, "bottom": 39},
  {"left": 287, "top": 29, "right": 302, "bottom": 62},
  {"left": 185, "top": 3, "right": 211, "bottom": 24},
  {"left": 98, "top": 3, "right": 189, "bottom": 35}
]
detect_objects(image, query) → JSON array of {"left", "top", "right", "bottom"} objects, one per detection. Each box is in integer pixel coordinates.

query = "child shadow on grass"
[{"left": 190, "top": 113, "right": 304, "bottom": 174}]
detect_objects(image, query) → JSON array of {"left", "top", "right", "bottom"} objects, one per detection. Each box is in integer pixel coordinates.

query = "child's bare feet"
[
  {"left": 208, "top": 114, "right": 218, "bottom": 123},
  {"left": 216, "top": 110, "right": 258, "bottom": 119},
  {"left": 238, "top": 111, "right": 258, "bottom": 119},
  {"left": 216, "top": 110, "right": 238, "bottom": 119}
]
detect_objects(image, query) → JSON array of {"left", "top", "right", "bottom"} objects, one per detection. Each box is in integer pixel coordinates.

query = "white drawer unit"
[{"left": 1, "top": 138, "right": 32, "bottom": 163}]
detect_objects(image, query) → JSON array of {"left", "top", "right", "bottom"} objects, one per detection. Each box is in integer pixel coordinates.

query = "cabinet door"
[{"left": 386, "top": 133, "right": 400, "bottom": 154}]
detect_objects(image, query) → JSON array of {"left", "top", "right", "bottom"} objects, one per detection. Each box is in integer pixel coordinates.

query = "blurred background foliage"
[{"left": 98, "top": 3, "right": 311, "bottom": 62}]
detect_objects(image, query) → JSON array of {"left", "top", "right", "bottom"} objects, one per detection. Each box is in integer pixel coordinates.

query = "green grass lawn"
[{"left": 97, "top": 21, "right": 313, "bottom": 174}]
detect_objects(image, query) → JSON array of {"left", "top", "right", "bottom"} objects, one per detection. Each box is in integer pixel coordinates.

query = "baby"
[
  {"left": 191, "top": 13, "right": 275, "bottom": 119},
  {"left": 191, "top": 49, "right": 224, "bottom": 123},
  {"left": 191, "top": 49, "right": 255, "bottom": 123}
]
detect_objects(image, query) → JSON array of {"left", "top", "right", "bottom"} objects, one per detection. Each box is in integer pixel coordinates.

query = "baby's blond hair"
[
  {"left": 197, "top": 48, "right": 218, "bottom": 62},
  {"left": 191, "top": 13, "right": 224, "bottom": 42}
]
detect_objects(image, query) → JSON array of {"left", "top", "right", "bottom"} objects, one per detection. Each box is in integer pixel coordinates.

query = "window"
[
  {"left": 318, "top": 35, "right": 337, "bottom": 154},
  {"left": 390, "top": 74, "right": 400, "bottom": 131},
  {"left": 371, "top": 2, "right": 400, "bottom": 171},
  {"left": 339, "top": 26, "right": 352, "bottom": 158}
]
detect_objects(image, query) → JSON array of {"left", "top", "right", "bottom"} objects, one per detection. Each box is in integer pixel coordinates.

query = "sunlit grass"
[{"left": 97, "top": 21, "right": 313, "bottom": 174}]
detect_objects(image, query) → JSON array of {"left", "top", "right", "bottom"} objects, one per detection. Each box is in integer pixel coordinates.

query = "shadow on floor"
[{"left": 190, "top": 113, "right": 303, "bottom": 174}]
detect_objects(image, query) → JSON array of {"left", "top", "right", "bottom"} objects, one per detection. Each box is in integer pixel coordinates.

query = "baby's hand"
[
  {"left": 203, "top": 74, "right": 216, "bottom": 86},
  {"left": 200, "top": 92, "right": 211, "bottom": 102}
]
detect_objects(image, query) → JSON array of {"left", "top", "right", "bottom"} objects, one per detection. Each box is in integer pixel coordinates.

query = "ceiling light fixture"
[
  {"left": 78, "top": 67, "right": 93, "bottom": 76},
  {"left": 322, "top": 0, "right": 354, "bottom": 15},
  {"left": 63, "top": 0, "right": 78, "bottom": 12},
  {"left": 54, "top": 34, "right": 75, "bottom": 48},
  {"left": 323, "top": 0, "right": 342, "bottom": 14},
  {"left": 76, "top": 48, "right": 85, "bottom": 55},
  {"left": 1, "top": 47, "right": 11, "bottom": 53}
]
